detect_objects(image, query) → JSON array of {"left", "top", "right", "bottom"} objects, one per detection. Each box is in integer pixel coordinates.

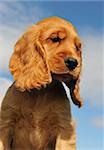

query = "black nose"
[{"left": 64, "top": 58, "right": 78, "bottom": 70}]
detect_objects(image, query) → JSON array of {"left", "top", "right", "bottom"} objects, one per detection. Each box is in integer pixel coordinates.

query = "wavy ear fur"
[
  {"left": 9, "top": 25, "right": 52, "bottom": 91},
  {"left": 65, "top": 76, "right": 83, "bottom": 108}
]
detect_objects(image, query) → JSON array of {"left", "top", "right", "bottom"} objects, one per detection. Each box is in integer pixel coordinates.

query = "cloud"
[
  {"left": 0, "top": 2, "right": 50, "bottom": 27},
  {"left": 0, "top": 29, "right": 22, "bottom": 73},
  {"left": 0, "top": 77, "right": 13, "bottom": 107},
  {"left": 91, "top": 116, "right": 104, "bottom": 128},
  {"left": 79, "top": 32, "right": 103, "bottom": 107},
  {"left": 0, "top": 25, "right": 24, "bottom": 72}
]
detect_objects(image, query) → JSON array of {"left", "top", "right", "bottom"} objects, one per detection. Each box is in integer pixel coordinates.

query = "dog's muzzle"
[{"left": 64, "top": 57, "right": 78, "bottom": 71}]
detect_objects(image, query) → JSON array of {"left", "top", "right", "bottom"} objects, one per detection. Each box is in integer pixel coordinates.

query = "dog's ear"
[
  {"left": 9, "top": 25, "right": 52, "bottom": 91},
  {"left": 65, "top": 76, "right": 83, "bottom": 108}
]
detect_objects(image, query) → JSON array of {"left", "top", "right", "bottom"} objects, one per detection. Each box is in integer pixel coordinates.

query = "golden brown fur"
[{"left": 0, "top": 16, "right": 83, "bottom": 150}]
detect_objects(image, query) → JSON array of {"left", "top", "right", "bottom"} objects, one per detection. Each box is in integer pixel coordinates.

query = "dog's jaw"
[{"left": 52, "top": 73, "right": 83, "bottom": 108}]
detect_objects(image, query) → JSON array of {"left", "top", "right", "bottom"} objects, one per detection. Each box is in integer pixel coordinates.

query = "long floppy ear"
[
  {"left": 66, "top": 77, "right": 83, "bottom": 108},
  {"left": 9, "top": 25, "right": 52, "bottom": 91}
]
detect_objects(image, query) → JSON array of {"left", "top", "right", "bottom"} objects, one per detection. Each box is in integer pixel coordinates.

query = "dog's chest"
[
  {"left": 14, "top": 105, "right": 58, "bottom": 149},
  {"left": 13, "top": 82, "right": 69, "bottom": 148}
]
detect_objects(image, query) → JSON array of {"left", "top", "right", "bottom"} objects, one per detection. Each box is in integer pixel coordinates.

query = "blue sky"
[{"left": 0, "top": 1, "right": 103, "bottom": 150}]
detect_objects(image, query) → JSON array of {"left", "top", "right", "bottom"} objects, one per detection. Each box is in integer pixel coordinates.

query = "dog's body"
[
  {"left": 0, "top": 80, "right": 75, "bottom": 150},
  {"left": 0, "top": 17, "right": 83, "bottom": 150}
]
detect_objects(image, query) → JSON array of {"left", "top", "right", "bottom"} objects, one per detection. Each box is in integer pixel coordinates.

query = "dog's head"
[{"left": 9, "top": 16, "right": 83, "bottom": 107}]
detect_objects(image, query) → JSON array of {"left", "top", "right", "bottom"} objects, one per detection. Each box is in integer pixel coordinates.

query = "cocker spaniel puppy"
[{"left": 0, "top": 17, "right": 83, "bottom": 150}]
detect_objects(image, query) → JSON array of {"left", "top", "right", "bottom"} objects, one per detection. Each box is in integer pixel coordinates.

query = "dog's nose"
[{"left": 64, "top": 58, "right": 78, "bottom": 70}]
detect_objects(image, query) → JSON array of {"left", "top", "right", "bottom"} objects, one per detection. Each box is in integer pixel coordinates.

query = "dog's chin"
[{"left": 51, "top": 72, "right": 78, "bottom": 83}]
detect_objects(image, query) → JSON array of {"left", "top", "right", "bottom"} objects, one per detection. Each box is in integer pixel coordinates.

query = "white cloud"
[
  {"left": 0, "top": 77, "right": 13, "bottom": 107},
  {"left": 0, "top": 2, "right": 51, "bottom": 27},
  {"left": 91, "top": 116, "right": 104, "bottom": 128},
  {"left": 0, "top": 25, "right": 24, "bottom": 71},
  {"left": 80, "top": 32, "right": 103, "bottom": 107}
]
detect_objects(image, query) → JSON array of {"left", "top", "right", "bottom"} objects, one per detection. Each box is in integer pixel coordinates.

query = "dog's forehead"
[
  {"left": 37, "top": 17, "right": 76, "bottom": 32},
  {"left": 36, "top": 17, "right": 78, "bottom": 40}
]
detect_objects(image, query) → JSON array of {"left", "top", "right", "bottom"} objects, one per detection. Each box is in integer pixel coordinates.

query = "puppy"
[{"left": 0, "top": 16, "right": 83, "bottom": 150}]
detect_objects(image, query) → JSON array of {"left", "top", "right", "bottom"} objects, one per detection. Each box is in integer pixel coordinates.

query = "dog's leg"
[
  {"left": 0, "top": 140, "right": 4, "bottom": 150},
  {"left": 55, "top": 121, "right": 76, "bottom": 150},
  {"left": 0, "top": 127, "right": 13, "bottom": 150}
]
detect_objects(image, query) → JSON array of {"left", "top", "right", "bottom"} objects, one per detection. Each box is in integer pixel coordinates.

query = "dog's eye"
[{"left": 51, "top": 37, "right": 61, "bottom": 43}]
